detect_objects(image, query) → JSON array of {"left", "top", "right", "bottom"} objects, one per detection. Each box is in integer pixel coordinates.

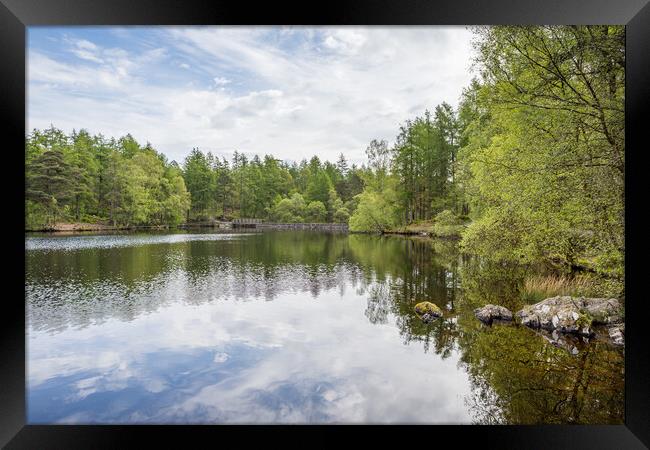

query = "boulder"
[
  {"left": 474, "top": 304, "right": 513, "bottom": 324},
  {"left": 414, "top": 301, "right": 442, "bottom": 323},
  {"left": 515, "top": 296, "right": 623, "bottom": 337},
  {"left": 581, "top": 297, "right": 623, "bottom": 325}
]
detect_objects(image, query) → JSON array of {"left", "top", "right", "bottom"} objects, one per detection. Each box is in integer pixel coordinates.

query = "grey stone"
[
  {"left": 515, "top": 296, "right": 623, "bottom": 337},
  {"left": 474, "top": 304, "right": 514, "bottom": 324}
]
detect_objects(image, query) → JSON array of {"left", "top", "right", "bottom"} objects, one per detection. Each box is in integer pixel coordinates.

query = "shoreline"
[
  {"left": 25, "top": 223, "right": 174, "bottom": 233},
  {"left": 25, "top": 221, "right": 349, "bottom": 233}
]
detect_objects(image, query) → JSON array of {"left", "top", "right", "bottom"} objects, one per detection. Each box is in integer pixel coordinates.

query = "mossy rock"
[{"left": 414, "top": 301, "right": 443, "bottom": 318}]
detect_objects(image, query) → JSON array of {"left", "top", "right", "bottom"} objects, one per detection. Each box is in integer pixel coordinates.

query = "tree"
[
  {"left": 270, "top": 193, "right": 307, "bottom": 223},
  {"left": 26, "top": 149, "right": 72, "bottom": 224},
  {"left": 336, "top": 153, "right": 349, "bottom": 176},
  {"left": 306, "top": 201, "right": 327, "bottom": 222},
  {"left": 349, "top": 175, "right": 400, "bottom": 233},
  {"left": 305, "top": 170, "right": 332, "bottom": 205},
  {"left": 26, "top": 127, "right": 192, "bottom": 228},
  {"left": 183, "top": 148, "right": 214, "bottom": 220},
  {"left": 459, "top": 25, "right": 625, "bottom": 277}
]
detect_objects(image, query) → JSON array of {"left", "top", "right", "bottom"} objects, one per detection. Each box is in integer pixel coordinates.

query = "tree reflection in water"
[
  {"left": 352, "top": 235, "right": 623, "bottom": 424},
  {"left": 26, "top": 230, "right": 624, "bottom": 424}
]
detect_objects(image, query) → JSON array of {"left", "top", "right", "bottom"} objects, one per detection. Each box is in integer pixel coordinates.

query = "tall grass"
[{"left": 521, "top": 274, "right": 599, "bottom": 303}]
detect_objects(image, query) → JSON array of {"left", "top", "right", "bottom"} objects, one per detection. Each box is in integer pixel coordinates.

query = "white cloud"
[
  {"left": 76, "top": 39, "right": 98, "bottom": 51},
  {"left": 28, "top": 26, "right": 476, "bottom": 165},
  {"left": 213, "top": 76, "right": 231, "bottom": 86},
  {"left": 322, "top": 29, "right": 367, "bottom": 55}
]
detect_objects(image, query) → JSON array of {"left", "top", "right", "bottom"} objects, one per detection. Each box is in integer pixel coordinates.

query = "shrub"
[
  {"left": 432, "top": 210, "right": 465, "bottom": 238},
  {"left": 333, "top": 207, "right": 350, "bottom": 223}
]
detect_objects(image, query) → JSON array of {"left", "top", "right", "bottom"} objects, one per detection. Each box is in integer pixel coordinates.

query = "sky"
[{"left": 27, "top": 26, "right": 476, "bottom": 166}]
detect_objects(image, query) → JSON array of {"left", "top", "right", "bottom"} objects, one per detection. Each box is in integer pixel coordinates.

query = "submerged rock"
[
  {"left": 515, "top": 296, "right": 623, "bottom": 337},
  {"left": 474, "top": 304, "right": 513, "bottom": 324},
  {"left": 414, "top": 301, "right": 442, "bottom": 323},
  {"left": 607, "top": 325, "right": 625, "bottom": 346}
]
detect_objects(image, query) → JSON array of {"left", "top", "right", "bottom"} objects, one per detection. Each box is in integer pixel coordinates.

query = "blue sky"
[{"left": 27, "top": 26, "right": 475, "bottom": 165}]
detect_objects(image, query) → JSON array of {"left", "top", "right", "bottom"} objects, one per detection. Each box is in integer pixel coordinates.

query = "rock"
[
  {"left": 414, "top": 301, "right": 442, "bottom": 323},
  {"left": 607, "top": 325, "right": 625, "bottom": 346},
  {"left": 516, "top": 296, "right": 623, "bottom": 337},
  {"left": 474, "top": 304, "right": 513, "bottom": 324},
  {"left": 581, "top": 297, "right": 623, "bottom": 325}
]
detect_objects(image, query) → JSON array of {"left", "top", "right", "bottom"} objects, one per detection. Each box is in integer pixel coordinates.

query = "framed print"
[{"left": 1, "top": 0, "right": 649, "bottom": 447}]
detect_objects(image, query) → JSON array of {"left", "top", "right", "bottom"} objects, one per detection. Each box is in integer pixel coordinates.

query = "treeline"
[
  {"left": 350, "top": 25, "right": 625, "bottom": 278},
  {"left": 25, "top": 127, "right": 367, "bottom": 229},
  {"left": 182, "top": 149, "right": 364, "bottom": 223},
  {"left": 26, "top": 129, "right": 191, "bottom": 229}
]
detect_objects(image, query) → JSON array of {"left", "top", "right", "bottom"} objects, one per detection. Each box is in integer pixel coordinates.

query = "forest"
[
  {"left": 25, "top": 128, "right": 366, "bottom": 228},
  {"left": 25, "top": 25, "right": 624, "bottom": 279}
]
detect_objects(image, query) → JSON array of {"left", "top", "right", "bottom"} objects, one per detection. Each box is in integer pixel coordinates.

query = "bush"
[
  {"left": 432, "top": 210, "right": 466, "bottom": 238},
  {"left": 333, "top": 207, "right": 350, "bottom": 223},
  {"left": 460, "top": 207, "right": 539, "bottom": 263},
  {"left": 270, "top": 193, "right": 307, "bottom": 223},
  {"left": 349, "top": 188, "right": 400, "bottom": 233},
  {"left": 306, "top": 201, "right": 327, "bottom": 222}
]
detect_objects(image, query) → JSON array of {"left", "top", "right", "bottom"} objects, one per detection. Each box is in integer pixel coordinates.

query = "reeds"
[{"left": 521, "top": 274, "right": 597, "bottom": 303}]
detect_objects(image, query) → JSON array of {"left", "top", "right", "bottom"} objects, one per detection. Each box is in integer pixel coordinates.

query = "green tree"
[
  {"left": 349, "top": 175, "right": 400, "bottom": 233},
  {"left": 26, "top": 149, "right": 72, "bottom": 225},
  {"left": 305, "top": 169, "right": 332, "bottom": 205},
  {"left": 460, "top": 25, "right": 625, "bottom": 277},
  {"left": 306, "top": 201, "right": 327, "bottom": 222},
  {"left": 183, "top": 148, "right": 215, "bottom": 220}
]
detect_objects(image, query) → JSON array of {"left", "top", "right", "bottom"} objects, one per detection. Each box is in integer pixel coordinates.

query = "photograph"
[{"left": 22, "top": 24, "right": 628, "bottom": 426}]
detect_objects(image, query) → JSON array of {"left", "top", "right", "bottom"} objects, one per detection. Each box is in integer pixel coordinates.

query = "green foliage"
[
  {"left": 305, "top": 169, "right": 332, "bottom": 205},
  {"left": 306, "top": 201, "right": 327, "bottom": 222},
  {"left": 458, "top": 25, "right": 625, "bottom": 278},
  {"left": 432, "top": 210, "right": 466, "bottom": 238},
  {"left": 26, "top": 148, "right": 74, "bottom": 224},
  {"left": 25, "top": 128, "right": 191, "bottom": 228},
  {"left": 346, "top": 25, "right": 624, "bottom": 283},
  {"left": 25, "top": 128, "right": 367, "bottom": 227},
  {"left": 178, "top": 147, "right": 361, "bottom": 224},
  {"left": 270, "top": 193, "right": 307, "bottom": 223},
  {"left": 349, "top": 175, "right": 400, "bottom": 233},
  {"left": 25, "top": 200, "right": 52, "bottom": 230},
  {"left": 183, "top": 148, "right": 215, "bottom": 220},
  {"left": 333, "top": 207, "right": 350, "bottom": 224},
  {"left": 460, "top": 207, "right": 538, "bottom": 265}
]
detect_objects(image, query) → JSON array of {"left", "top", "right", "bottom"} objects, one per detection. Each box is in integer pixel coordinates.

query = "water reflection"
[
  {"left": 26, "top": 231, "right": 623, "bottom": 424},
  {"left": 458, "top": 320, "right": 624, "bottom": 424}
]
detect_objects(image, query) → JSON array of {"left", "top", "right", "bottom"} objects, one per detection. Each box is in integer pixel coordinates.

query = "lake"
[{"left": 25, "top": 230, "right": 624, "bottom": 424}]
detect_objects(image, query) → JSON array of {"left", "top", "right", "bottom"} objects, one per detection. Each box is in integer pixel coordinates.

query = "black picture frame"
[{"left": 1, "top": 0, "right": 649, "bottom": 447}]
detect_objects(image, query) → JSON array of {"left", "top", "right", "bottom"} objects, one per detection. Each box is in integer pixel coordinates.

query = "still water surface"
[{"left": 25, "top": 231, "right": 624, "bottom": 424}]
